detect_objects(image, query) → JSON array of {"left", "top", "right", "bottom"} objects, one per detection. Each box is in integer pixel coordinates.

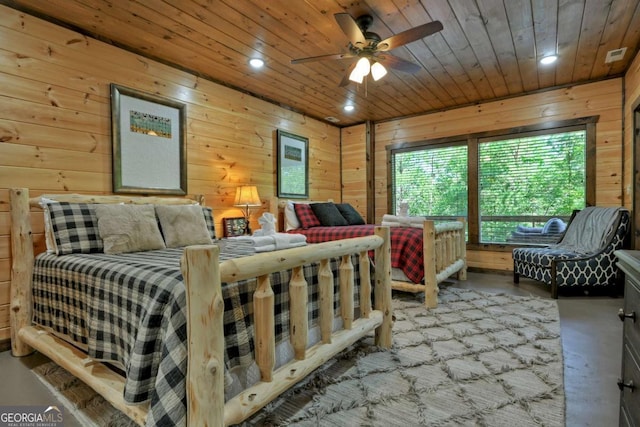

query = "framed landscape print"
[
  {"left": 277, "top": 129, "right": 309, "bottom": 198},
  {"left": 110, "top": 84, "right": 187, "bottom": 195}
]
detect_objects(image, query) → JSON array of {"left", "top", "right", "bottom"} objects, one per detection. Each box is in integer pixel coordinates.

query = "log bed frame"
[
  {"left": 270, "top": 197, "right": 467, "bottom": 308},
  {"left": 9, "top": 188, "right": 393, "bottom": 426}
]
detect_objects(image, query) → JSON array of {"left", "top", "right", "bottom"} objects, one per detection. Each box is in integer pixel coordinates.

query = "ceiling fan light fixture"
[
  {"left": 371, "top": 62, "right": 387, "bottom": 81},
  {"left": 349, "top": 57, "right": 371, "bottom": 83}
]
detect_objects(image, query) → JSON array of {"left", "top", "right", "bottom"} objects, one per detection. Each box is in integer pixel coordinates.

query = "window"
[
  {"left": 391, "top": 143, "right": 467, "bottom": 221},
  {"left": 387, "top": 117, "right": 596, "bottom": 247},
  {"left": 478, "top": 129, "right": 586, "bottom": 243}
]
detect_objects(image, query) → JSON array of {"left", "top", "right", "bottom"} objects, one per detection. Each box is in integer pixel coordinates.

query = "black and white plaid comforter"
[{"left": 32, "top": 242, "right": 364, "bottom": 426}]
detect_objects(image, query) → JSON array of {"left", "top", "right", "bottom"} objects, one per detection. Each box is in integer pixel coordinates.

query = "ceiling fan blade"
[
  {"left": 377, "top": 54, "right": 422, "bottom": 74},
  {"left": 339, "top": 61, "right": 358, "bottom": 87},
  {"left": 377, "top": 21, "right": 443, "bottom": 51},
  {"left": 291, "top": 52, "right": 356, "bottom": 64},
  {"left": 334, "top": 13, "right": 367, "bottom": 47}
]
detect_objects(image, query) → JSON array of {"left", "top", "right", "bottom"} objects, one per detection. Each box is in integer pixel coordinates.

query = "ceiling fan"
[{"left": 291, "top": 13, "right": 443, "bottom": 87}]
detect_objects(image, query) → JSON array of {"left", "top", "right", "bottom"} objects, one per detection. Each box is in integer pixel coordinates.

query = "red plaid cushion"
[{"left": 294, "top": 203, "right": 321, "bottom": 229}]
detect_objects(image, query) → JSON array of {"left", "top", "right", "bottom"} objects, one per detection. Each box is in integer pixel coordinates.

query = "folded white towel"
[
  {"left": 228, "top": 235, "right": 273, "bottom": 246},
  {"left": 255, "top": 241, "right": 307, "bottom": 253},
  {"left": 381, "top": 214, "right": 426, "bottom": 229},
  {"left": 228, "top": 233, "right": 307, "bottom": 251}
]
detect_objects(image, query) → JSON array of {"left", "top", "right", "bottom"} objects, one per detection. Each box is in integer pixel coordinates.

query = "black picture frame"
[
  {"left": 276, "top": 129, "right": 309, "bottom": 199},
  {"left": 110, "top": 84, "right": 187, "bottom": 195}
]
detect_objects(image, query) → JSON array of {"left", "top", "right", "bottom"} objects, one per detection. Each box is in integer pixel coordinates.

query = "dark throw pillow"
[
  {"left": 310, "top": 202, "right": 348, "bottom": 226},
  {"left": 335, "top": 203, "right": 366, "bottom": 225}
]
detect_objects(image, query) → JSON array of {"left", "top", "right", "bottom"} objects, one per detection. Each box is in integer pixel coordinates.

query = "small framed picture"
[
  {"left": 277, "top": 130, "right": 309, "bottom": 199},
  {"left": 223, "top": 217, "right": 247, "bottom": 237}
]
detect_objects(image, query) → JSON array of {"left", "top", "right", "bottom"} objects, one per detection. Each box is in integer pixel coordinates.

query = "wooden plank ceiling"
[{"left": 5, "top": 0, "right": 640, "bottom": 126}]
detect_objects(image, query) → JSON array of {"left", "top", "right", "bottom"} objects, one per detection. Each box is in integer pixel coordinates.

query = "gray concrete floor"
[{"left": 0, "top": 271, "right": 622, "bottom": 426}]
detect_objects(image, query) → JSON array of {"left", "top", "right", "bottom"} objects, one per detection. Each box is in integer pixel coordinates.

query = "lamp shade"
[
  {"left": 349, "top": 57, "right": 371, "bottom": 83},
  {"left": 371, "top": 62, "right": 387, "bottom": 81},
  {"left": 234, "top": 185, "right": 261, "bottom": 207}
]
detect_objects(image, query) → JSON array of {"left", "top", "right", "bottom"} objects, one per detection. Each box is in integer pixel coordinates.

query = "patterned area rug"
[{"left": 32, "top": 287, "right": 564, "bottom": 426}]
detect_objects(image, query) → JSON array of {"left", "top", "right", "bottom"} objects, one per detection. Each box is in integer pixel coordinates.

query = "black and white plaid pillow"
[
  {"left": 47, "top": 202, "right": 104, "bottom": 255},
  {"left": 202, "top": 206, "right": 216, "bottom": 240}
]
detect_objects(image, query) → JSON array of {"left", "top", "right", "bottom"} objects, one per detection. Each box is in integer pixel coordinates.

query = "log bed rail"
[
  {"left": 270, "top": 196, "right": 466, "bottom": 308},
  {"left": 9, "top": 188, "right": 393, "bottom": 427}
]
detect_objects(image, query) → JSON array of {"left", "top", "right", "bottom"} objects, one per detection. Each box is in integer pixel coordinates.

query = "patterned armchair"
[{"left": 512, "top": 207, "right": 630, "bottom": 298}]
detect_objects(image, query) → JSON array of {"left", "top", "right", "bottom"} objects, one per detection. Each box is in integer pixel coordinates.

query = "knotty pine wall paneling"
[
  {"left": 340, "top": 123, "right": 368, "bottom": 220},
  {"left": 0, "top": 5, "right": 341, "bottom": 342},
  {"left": 375, "top": 79, "right": 624, "bottom": 271}
]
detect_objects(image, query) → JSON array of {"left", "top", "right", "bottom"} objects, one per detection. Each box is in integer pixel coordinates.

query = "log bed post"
[
  {"left": 339, "top": 255, "right": 354, "bottom": 330},
  {"left": 318, "top": 259, "right": 334, "bottom": 344},
  {"left": 254, "top": 274, "right": 275, "bottom": 381},
  {"left": 374, "top": 226, "right": 392, "bottom": 348},
  {"left": 457, "top": 217, "right": 468, "bottom": 280},
  {"left": 289, "top": 266, "right": 309, "bottom": 360},
  {"left": 359, "top": 250, "right": 371, "bottom": 318},
  {"left": 181, "top": 245, "right": 225, "bottom": 426},
  {"left": 423, "top": 221, "right": 438, "bottom": 308},
  {"left": 10, "top": 188, "right": 34, "bottom": 357}
]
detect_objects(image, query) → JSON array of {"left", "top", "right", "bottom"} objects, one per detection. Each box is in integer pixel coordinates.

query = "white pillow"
[
  {"left": 39, "top": 197, "right": 58, "bottom": 254},
  {"left": 284, "top": 201, "right": 301, "bottom": 231},
  {"left": 284, "top": 199, "right": 335, "bottom": 231},
  {"left": 155, "top": 205, "right": 213, "bottom": 248},
  {"left": 95, "top": 204, "right": 166, "bottom": 254}
]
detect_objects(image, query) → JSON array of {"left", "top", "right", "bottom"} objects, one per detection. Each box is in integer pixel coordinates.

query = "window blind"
[
  {"left": 391, "top": 144, "right": 468, "bottom": 219},
  {"left": 478, "top": 130, "right": 586, "bottom": 242}
]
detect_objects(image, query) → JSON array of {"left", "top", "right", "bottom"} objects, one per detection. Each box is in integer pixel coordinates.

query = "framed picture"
[
  {"left": 223, "top": 217, "right": 247, "bottom": 237},
  {"left": 110, "top": 84, "right": 187, "bottom": 195},
  {"left": 277, "top": 129, "right": 309, "bottom": 198}
]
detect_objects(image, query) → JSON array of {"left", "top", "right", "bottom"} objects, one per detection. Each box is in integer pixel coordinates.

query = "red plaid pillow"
[{"left": 294, "top": 203, "right": 321, "bottom": 229}]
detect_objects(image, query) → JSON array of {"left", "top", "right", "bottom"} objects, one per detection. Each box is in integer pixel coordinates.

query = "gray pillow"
[
  {"left": 310, "top": 202, "right": 348, "bottom": 226},
  {"left": 95, "top": 204, "right": 166, "bottom": 254},
  {"left": 335, "top": 203, "right": 366, "bottom": 225},
  {"left": 156, "top": 205, "right": 213, "bottom": 248}
]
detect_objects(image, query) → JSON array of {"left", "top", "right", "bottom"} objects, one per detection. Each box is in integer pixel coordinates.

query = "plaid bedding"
[
  {"left": 287, "top": 225, "right": 424, "bottom": 283},
  {"left": 32, "top": 242, "right": 365, "bottom": 426}
]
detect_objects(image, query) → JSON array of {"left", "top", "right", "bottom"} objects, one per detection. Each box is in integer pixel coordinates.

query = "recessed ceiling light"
[
  {"left": 344, "top": 105, "right": 355, "bottom": 112},
  {"left": 249, "top": 58, "right": 264, "bottom": 68},
  {"left": 540, "top": 55, "right": 558, "bottom": 65}
]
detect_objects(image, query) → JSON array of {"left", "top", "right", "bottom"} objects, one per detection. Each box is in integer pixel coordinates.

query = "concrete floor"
[{"left": 0, "top": 271, "right": 623, "bottom": 426}]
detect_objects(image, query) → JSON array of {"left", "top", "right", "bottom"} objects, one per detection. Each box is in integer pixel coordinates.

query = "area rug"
[{"left": 32, "top": 287, "right": 564, "bottom": 426}]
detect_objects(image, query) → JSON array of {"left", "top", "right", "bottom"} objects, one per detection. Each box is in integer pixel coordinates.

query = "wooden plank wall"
[
  {"left": 340, "top": 123, "right": 367, "bottom": 219},
  {"left": 0, "top": 6, "right": 341, "bottom": 342},
  {"left": 374, "top": 79, "right": 624, "bottom": 272}
]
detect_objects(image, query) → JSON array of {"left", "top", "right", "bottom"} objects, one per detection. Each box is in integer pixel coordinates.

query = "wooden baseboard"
[{"left": 466, "top": 266, "right": 513, "bottom": 276}]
